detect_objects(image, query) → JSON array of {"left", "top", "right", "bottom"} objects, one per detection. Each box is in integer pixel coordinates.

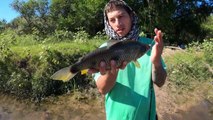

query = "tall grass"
[{"left": 165, "top": 38, "right": 213, "bottom": 102}]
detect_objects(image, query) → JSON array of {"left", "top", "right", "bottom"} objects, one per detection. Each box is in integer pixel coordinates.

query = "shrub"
[
  {"left": 0, "top": 42, "right": 95, "bottom": 101},
  {"left": 202, "top": 39, "right": 213, "bottom": 66},
  {"left": 166, "top": 39, "right": 213, "bottom": 92},
  {"left": 0, "top": 30, "right": 105, "bottom": 101}
]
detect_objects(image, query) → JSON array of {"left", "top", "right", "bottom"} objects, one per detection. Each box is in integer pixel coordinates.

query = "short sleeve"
[{"left": 92, "top": 72, "right": 101, "bottom": 82}]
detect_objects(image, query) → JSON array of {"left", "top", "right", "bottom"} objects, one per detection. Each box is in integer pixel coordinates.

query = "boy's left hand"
[{"left": 151, "top": 28, "right": 164, "bottom": 67}]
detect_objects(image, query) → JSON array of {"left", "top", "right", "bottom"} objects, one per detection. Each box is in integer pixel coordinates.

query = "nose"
[{"left": 115, "top": 19, "right": 122, "bottom": 27}]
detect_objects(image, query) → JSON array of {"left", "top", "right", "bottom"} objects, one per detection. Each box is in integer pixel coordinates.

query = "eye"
[
  {"left": 109, "top": 18, "right": 115, "bottom": 23},
  {"left": 118, "top": 15, "right": 123, "bottom": 19}
]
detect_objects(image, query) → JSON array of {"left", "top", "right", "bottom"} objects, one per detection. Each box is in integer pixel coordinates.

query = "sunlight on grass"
[{"left": 11, "top": 39, "right": 105, "bottom": 57}]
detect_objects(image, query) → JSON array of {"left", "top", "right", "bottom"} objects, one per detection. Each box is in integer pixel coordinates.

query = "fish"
[{"left": 50, "top": 40, "right": 150, "bottom": 82}]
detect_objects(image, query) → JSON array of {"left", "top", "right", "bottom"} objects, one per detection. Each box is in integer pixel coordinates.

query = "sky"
[{"left": 0, "top": 0, "right": 20, "bottom": 23}]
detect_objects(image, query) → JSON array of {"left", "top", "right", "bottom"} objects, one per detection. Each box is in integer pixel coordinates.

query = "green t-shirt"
[{"left": 93, "top": 37, "right": 166, "bottom": 120}]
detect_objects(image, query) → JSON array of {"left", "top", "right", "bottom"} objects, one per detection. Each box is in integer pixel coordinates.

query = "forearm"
[
  {"left": 152, "top": 63, "right": 167, "bottom": 87},
  {"left": 96, "top": 73, "right": 117, "bottom": 95}
]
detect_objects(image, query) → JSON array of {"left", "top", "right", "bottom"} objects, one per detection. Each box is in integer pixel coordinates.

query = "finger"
[
  {"left": 154, "top": 28, "right": 158, "bottom": 35},
  {"left": 154, "top": 35, "right": 159, "bottom": 43},
  {"left": 120, "top": 61, "right": 128, "bottom": 69},
  {"left": 99, "top": 61, "right": 106, "bottom": 75},
  {"left": 87, "top": 69, "right": 99, "bottom": 74},
  {"left": 157, "top": 30, "right": 164, "bottom": 46},
  {"left": 110, "top": 60, "right": 117, "bottom": 73},
  {"left": 157, "top": 30, "right": 162, "bottom": 40}
]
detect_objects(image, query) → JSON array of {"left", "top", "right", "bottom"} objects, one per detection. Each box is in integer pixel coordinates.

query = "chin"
[
  {"left": 118, "top": 33, "right": 126, "bottom": 37},
  {"left": 118, "top": 34, "right": 124, "bottom": 37}
]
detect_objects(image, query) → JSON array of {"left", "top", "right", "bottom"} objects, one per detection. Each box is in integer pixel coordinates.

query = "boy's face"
[{"left": 106, "top": 8, "right": 132, "bottom": 37}]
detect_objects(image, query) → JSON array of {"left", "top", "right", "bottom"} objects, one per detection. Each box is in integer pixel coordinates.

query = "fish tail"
[{"left": 50, "top": 66, "right": 77, "bottom": 82}]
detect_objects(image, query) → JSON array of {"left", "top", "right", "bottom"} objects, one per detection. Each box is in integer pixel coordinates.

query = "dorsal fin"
[
  {"left": 107, "top": 40, "right": 121, "bottom": 48},
  {"left": 79, "top": 46, "right": 108, "bottom": 61}
]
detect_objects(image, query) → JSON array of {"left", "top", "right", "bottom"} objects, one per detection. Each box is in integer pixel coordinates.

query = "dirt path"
[{"left": 155, "top": 82, "right": 213, "bottom": 120}]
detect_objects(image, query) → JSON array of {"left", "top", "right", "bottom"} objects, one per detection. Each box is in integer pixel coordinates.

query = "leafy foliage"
[
  {"left": 7, "top": 0, "right": 212, "bottom": 44},
  {"left": 202, "top": 39, "right": 213, "bottom": 66},
  {"left": 166, "top": 39, "right": 213, "bottom": 92},
  {"left": 10, "top": 0, "right": 54, "bottom": 36},
  {"left": 50, "top": 0, "right": 106, "bottom": 35},
  {"left": 0, "top": 19, "right": 7, "bottom": 32},
  {"left": 0, "top": 30, "right": 105, "bottom": 101},
  {"left": 201, "top": 16, "right": 213, "bottom": 38}
]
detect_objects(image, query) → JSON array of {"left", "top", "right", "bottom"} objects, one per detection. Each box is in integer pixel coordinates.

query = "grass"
[
  {"left": 10, "top": 39, "right": 106, "bottom": 57},
  {"left": 164, "top": 44, "right": 213, "bottom": 104}
]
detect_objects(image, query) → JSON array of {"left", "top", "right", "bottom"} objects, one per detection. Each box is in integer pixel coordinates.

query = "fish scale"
[{"left": 50, "top": 40, "right": 150, "bottom": 82}]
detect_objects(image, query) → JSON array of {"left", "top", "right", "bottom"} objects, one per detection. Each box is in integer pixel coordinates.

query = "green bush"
[
  {"left": 166, "top": 39, "right": 213, "bottom": 91},
  {"left": 0, "top": 29, "right": 105, "bottom": 101},
  {"left": 0, "top": 44, "right": 92, "bottom": 100},
  {"left": 168, "top": 58, "right": 211, "bottom": 90},
  {"left": 0, "top": 30, "right": 105, "bottom": 101},
  {"left": 202, "top": 39, "right": 213, "bottom": 66}
]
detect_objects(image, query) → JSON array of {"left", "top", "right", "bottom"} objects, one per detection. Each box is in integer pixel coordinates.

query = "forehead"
[
  {"left": 105, "top": 3, "right": 125, "bottom": 12},
  {"left": 106, "top": 8, "right": 128, "bottom": 18}
]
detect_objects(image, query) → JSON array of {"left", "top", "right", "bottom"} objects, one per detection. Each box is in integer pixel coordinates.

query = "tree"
[
  {"left": 9, "top": 0, "right": 212, "bottom": 44},
  {"left": 11, "top": 0, "right": 53, "bottom": 36},
  {"left": 127, "top": 0, "right": 212, "bottom": 44},
  {"left": 0, "top": 19, "right": 7, "bottom": 32},
  {"left": 50, "top": 0, "right": 107, "bottom": 35},
  {"left": 201, "top": 15, "right": 213, "bottom": 38}
]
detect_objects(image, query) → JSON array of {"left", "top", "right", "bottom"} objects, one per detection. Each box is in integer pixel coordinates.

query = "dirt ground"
[{"left": 155, "top": 82, "right": 213, "bottom": 120}]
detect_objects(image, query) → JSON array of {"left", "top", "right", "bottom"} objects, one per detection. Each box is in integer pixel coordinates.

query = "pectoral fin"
[
  {"left": 133, "top": 60, "right": 141, "bottom": 68},
  {"left": 81, "top": 69, "right": 88, "bottom": 75}
]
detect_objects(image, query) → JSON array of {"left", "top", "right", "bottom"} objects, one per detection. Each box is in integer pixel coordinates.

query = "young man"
[{"left": 89, "top": 0, "right": 167, "bottom": 119}]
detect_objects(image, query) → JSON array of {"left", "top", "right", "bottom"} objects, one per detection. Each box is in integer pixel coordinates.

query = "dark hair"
[{"left": 104, "top": 0, "right": 132, "bottom": 15}]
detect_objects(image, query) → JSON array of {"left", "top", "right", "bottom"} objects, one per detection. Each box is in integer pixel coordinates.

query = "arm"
[
  {"left": 96, "top": 70, "right": 118, "bottom": 95},
  {"left": 89, "top": 61, "right": 127, "bottom": 95},
  {"left": 151, "top": 28, "right": 167, "bottom": 87},
  {"left": 152, "top": 62, "right": 167, "bottom": 87}
]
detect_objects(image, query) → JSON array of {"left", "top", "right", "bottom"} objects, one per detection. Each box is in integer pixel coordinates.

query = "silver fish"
[{"left": 50, "top": 40, "right": 150, "bottom": 82}]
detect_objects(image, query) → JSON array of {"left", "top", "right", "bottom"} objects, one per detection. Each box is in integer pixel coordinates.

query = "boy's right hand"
[{"left": 88, "top": 60, "right": 128, "bottom": 75}]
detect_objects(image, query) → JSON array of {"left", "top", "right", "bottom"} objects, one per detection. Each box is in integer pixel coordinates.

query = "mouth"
[{"left": 116, "top": 28, "right": 125, "bottom": 34}]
